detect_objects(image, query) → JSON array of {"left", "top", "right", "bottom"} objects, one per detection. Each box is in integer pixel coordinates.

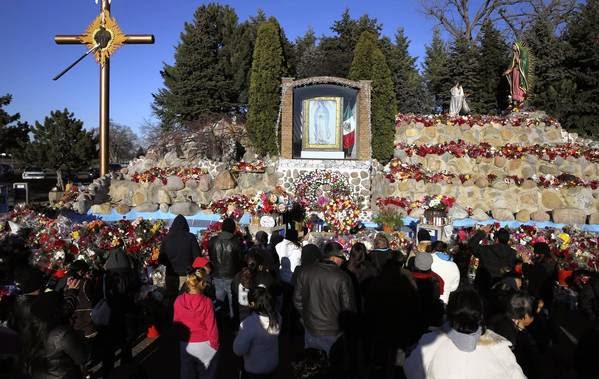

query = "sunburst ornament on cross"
[{"left": 53, "top": 0, "right": 154, "bottom": 176}]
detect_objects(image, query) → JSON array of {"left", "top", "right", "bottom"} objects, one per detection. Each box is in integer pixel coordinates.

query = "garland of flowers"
[
  {"left": 131, "top": 167, "right": 208, "bottom": 184},
  {"left": 293, "top": 170, "right": 351, "bottom": 210},
  {"left": 231, "top": 160, "right": 266, "bottom": 173},
  {"left": 395, "top": 142, "right": 599, "bottom": 163},
  {"left": 384, "top": 158, "right": 599, "bottom": 190},
  {"left": 376, "top": 195, "right": 456, "bottom": 214},
  {"left": 209, "top": 194, "right": 253, "bottom": 221},
  {"left": 322, "top": 196, "right": 362, "bottom": 234},
  {"left": 395, "top": 113, "right": 560, "bottom": 129}
]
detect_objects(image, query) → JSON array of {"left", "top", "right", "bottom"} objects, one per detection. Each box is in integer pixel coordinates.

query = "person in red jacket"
[{"left": 173, "top": 268, "right": 220, "bottom": 379}]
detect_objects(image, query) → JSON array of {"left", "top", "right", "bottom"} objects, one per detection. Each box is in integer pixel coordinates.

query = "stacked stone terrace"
[{"left": 371, "top": 113, "right": 599, "bottom": 225}]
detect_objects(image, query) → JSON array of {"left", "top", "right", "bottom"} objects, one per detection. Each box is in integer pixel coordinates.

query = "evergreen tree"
[
  {"left": 423, "top": 28, "right": 452, "bottom": 112},
  {"left": 448, "top": 37, "right": 481, "bottom": 112},
  {"left": 230, "top": 11, "right": 267, "bottom": 106},
  {"left": 152, "top": 4, "right": 239, "bottom": 128},
  {"left": 24, "top": 109, "right": 95, "bottom": 176},
  {"left": 525, "top": 13, "right": 573, "bottom": 119},
  {"left": 386, "top": 28, "right": 430, "bottom": 113},
  {"left": 294, "top": 28, "right": 317, "bottom": 78},
  {"left": 477, "top": 21, "right": 510, "bottom": 114},
  {"left": 349, "top": 31, "right": 397, "bottom": 163},
  {"left": 563, "top": 0, "right": 599, "bottom": 138},
  {"left": 0, "top": 94, "right": 29, "bottom": 156},
  {"left": 246, "top": 20, "right": 285, "bottom": 156},
  {"left": 316, "top": 10, "right": 382, "bottom": 78}
]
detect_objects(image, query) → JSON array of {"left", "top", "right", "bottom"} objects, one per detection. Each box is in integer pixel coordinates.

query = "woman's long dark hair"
[
  {"left": 349, "top": 242, "right": 367, "bottom": 269},
  {"left": 249, "top": 285, "right": 279, "bottom": 332}
]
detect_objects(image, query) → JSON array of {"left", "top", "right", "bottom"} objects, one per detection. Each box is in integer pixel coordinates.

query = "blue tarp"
[{"left": 85, "top": 209, "right": 599, "bottom": 234}]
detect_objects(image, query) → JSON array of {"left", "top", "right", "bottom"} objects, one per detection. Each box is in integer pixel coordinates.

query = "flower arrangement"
[
  {"left": 322, "top": 195, "right": 362, "bottom": 234},
  {"left": 209, "top": 194, "right": 252, "bottom": 221},
  {"left": 252, "top": 186, "right": 292, "bottom": 215},
  {"left": 385, "top": 159, "right": 455, "bottom": 184},
  {"left": 395, "top": 113, "right": 561, "bottom": 129},
  {"left": 375, "top": 195, "right": 456, "bottom": 215},
  {"left": 293, "top": 170, "right": 351, "bottom": 210},
  {"left": 373, "top": 206, "right": 404, "bottom": 231},
  {"left": 395, "top": 141, "right": 598, "bottom": 163},
  {"left": 231, "top": 160, "right": 266, "bottom": 173},
  {"left": 131, "top": 167, "right": 208, "bottom": 184}
]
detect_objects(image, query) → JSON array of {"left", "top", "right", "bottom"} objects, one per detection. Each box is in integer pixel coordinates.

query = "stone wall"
[
  {"left": 373, "top": 116, "right": 599, "bottom": 224},
  {"left": 277, "top": 159, "right": 371, "bottom": 209}
]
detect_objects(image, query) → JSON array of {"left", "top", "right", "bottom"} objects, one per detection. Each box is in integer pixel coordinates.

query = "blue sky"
[{"left": 1, "top": 0, "right": 441, "bottom": 137}]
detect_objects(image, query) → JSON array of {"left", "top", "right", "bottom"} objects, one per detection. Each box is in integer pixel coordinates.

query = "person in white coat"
[
  {"left": 430, "top": 241, "right": 461, "bottom": 304},
  {"left": 404, "top": 288, "right": 526, "bottom": 379},
  {"left": 275, "top": 229, "right": 302, "bottom": 284}
]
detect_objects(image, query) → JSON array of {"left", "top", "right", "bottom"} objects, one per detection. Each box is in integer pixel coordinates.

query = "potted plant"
[{"left": 373, "top": 206, "right": 404, "bottom": 233}]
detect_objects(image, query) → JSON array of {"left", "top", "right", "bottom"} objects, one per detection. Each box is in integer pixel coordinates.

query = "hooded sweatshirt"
[
  {"left": 173, "top": 292, "right": 219, "bottom": 350},
  {"left": 160, "top": 215, "right": 201, "bottom": 276}
]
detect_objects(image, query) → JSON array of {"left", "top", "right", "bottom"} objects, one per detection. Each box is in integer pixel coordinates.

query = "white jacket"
[
  {"left": 275, "top": 239, "right": 302, "bottom": 283},
  {"left": 431, "top": 254, "right": 461, "bottom": 304},
  {"left": 404, "top": 329, "right": 526, "bottom": 379}
]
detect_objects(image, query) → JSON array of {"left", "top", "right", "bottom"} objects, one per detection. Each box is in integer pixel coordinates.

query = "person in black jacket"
[
  {"left": 208, "top": 218, "right": 242, "bottom": 320},
  {"left": 293, "top": 242, "right": 356, "bottom": 354},
  {"left": 469, "top": 226, "right": 517, "bottom": 296},
  {"left": 160, "top": 214, "right": 201, "bottom": 297},
  {"left": 27, "top": 291, "right": 89, "bottom": 379},
  {"left": 369, "top": 233, "right": 404, "bottom": 274}
]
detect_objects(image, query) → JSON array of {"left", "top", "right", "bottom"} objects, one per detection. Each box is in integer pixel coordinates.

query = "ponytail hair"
[
  {"left": 249, "top": 285, "right": 279, "bottom": 333},
  {"left": 186, "top": 268, "right": 207, "bottom": 293}
]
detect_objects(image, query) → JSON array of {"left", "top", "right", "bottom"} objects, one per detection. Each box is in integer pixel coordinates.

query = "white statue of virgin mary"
[{"left": 449, "top": 82, "right": 470, "bottom": 116}]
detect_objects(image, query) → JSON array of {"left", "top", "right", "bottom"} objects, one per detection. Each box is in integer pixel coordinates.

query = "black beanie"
[{"left": 104, "top": 248, "right": 131, "bottom": 273}]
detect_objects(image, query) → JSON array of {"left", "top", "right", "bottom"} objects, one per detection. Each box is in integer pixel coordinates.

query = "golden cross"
[{"left": 54, "top": 0, "right": 154, "bottom": 176}]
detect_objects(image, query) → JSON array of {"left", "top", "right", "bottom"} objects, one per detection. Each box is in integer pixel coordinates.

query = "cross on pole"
[{"left": 54, "top": 0, "right": 154, "bottom": 176}]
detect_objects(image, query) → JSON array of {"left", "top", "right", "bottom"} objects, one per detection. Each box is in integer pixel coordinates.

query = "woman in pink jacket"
[{"left": 173, "top": 268, "right": 219, "bottom": 379}]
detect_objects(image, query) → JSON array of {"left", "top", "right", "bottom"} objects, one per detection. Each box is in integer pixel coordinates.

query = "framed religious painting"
[{"left": 302, "top": 97, "right": 343, "bottom": 151}]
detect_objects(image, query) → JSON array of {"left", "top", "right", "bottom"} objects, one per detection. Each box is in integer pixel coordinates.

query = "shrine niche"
[{"left": 280, "top": 77, "right": 371, "bottom": 160}]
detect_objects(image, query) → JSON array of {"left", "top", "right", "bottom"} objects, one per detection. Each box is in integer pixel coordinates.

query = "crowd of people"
[{"left": 1, "top": 213, "right": 599, "bottom": 379}]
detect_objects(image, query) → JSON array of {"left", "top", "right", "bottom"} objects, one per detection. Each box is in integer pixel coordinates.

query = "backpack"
[{"left": 91, "top": 276, "right": 111, "bottom": 326}]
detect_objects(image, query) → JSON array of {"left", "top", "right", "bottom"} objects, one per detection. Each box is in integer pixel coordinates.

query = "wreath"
[
  {"left": 323, "top": 196, "right": 361, "bottom": 234},
  {"left": 293, "top": 170, "right": 351, "bottom": 210}
]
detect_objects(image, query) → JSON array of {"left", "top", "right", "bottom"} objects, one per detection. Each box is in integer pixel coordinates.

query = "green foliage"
[
  {"left": 152, "top": 3, "right": 240, "bottom": 128},
  {"left": 448, "top": 37, "right": 481, "bottom": 112},
  {"left": 0, "top": 94, "right": 29, "bottom": 156},
  {"left": 246, "top": 20, "right": 286, "bottom": 156},
  {"left": 349, "top": 31, "right": 397, "bottom": 163},
  {"left": 373, "top": 206, "right": 404, "bottom": 230},
  {"left": 423, "top": 28, "right": 452, "bottom": 112},
  {"left": 385, "top": 29, "right": 431, "bottom": 113},
  {"left": 562, "top": 0, "right": 599, "bottom": 138},
  {"left": 477, "top": 21, "right": 510, "bottom": 114},
  {"left": 23, "top": 109, "right": 95, "bottom": 173}
]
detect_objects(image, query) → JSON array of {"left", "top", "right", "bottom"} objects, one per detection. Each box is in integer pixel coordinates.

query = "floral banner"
[{"left": 396, "top": 113, "right": 560, "bottom": 129}]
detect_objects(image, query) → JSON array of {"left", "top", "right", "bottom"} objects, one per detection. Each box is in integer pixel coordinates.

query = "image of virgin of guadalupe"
[
  {"left": 504, "top": 42, "right": 530, "bottom": 108},
  {"left": 311, "top": 100, "right": 334, "bottom": 145}
]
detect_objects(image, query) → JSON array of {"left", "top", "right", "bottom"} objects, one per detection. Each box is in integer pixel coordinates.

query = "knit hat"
[
  {"left": 104, "top": 248, "right": 131, "bottom": 273},
  {"left": 15, "top": 267, "right": 45, "bottom": 294},
  {"left": 192, "top": 256, "right": 209, "bottom": 269},
  {"left": 414, "top": 253, "right": 433, "bottom": 271},
  {"left": 301, "top": 244, "right": 322, "bottom": 266}
]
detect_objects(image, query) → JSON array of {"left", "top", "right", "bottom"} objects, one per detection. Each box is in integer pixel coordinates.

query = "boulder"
[
  {"left": 133, "top": 191, "right": 146, "bottom": 206},
  {"left": 237, "top": 173, "right": 260, "bottom": 189},
  {"left": 169, "top": 201, "right": 200, "bottom": 216},
  {"left": 159, "top": 203, "right": 169, "bottom": 213},
  {"left": 539, "top": 164, "right": 559, "bottom": 176},
  {"left": 563, "top": 188, "right": 594, "bottom": 210},
  {"left": 134, "top": 202, "right": 159, "bottom": 212},
  {"left": 492, "top": 208, "right": 515, "bottom": 221},
  {"left": 590, "top": 212, "right": 599, "bottom": 225},
  {"left": 553, "top": 208, "right": 587, "bottom": 225},
  {"left": 521, "top": 164, "right": 535, "bottom": 179},
  {"left": 520, "top": 180, "right": 537, "bottom": 190},
  {"left": 475, "top": 177, "right": 489, "bottom": 188},
  {"left": 166, "top": 175, "right": 185, "bottom": 191},
  {"left": 530, "top": 210, "right": 550, "bottom": 222},
  {"left": 516, "top": 210, "right": 531, "bottom": 222},
  {"left": 472, "top": 208, "right": 490, "bottom": 221},
  {"left": 73, "top": 198, "right": 91, "bottom": 214},
  {"left": 507, "top": 160, "right": 523, "bottom": 175},
  {"left": 448, "top": 205, "right": 469, "bottom": 220},
  {"left": 214, "top": 171, "right": 236, "bottom": 190},
  {"left": 185, "top": 179, "right": 199, "bottom": 190},
  {"left": 116, "top": 204, "right": 130, "bottom": 215},
  {"left": 541, "top": 190, "right": 564, "bottom": 210},
  {"left": 494, "top": 156, "right": 507, "bottom": 168},
  {"left": 90, "top": 203, "right": 112, "bottom": 214},
  {"left": 155, "top": 189, "right": 172, "bottom": 205},
  {"left": 198, "top": 174, "right": 213, "bottom": 192}
]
